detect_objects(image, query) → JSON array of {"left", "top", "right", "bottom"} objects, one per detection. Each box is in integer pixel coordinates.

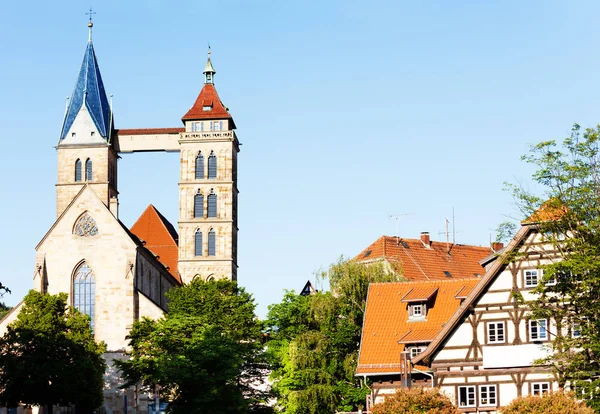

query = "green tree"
[
  {"left": 0, "top": 290, "right": 106, "bottom": 413},
  {"left": 117, "top": 279, "right": 270, "bottom": 414},
  {"left": 371, "top": 388, "right": 459, "bottom": 414},
  {"left": 501, "top": 392, "right": 594, "bottom": 414},
  {"left": 507, "top": 124, "right": 600, "bottom": 411},
  {"left": 266, "top": 258, "right": 402, "bottom": 413}
]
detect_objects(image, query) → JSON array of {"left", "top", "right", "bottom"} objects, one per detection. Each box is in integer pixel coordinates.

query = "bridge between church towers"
[{"left": 114, "top": 128, "right": 238, "bottom": 153}]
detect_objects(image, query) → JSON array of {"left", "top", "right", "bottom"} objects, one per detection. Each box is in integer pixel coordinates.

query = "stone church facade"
[{"left": 0, "top": 20, "right": 239, "bottom": 414}]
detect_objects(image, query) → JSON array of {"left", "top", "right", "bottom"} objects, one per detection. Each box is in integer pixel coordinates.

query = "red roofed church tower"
[{"left": 177, "top": 49, "right": 240, "bottom": 282}]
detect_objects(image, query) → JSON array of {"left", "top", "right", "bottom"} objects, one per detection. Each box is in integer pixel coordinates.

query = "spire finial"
[
  {"left": 203, "top": 45, "right": 216, "bottom": 84},
  {"left": 86, "top": 7, "right": 96, "bottom": 41}
]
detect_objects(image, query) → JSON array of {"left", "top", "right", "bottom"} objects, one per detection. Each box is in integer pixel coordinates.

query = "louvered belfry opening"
[
  {"left": 208, "top": 229, "right": 216, "bottom": 256},
  {"left": 195, "top": 152, "right": 204, "bottom": 179},
  {"left": 194, "top": 229, "right": 203, "bottom": 256},
  {"left": 208, "top": 151, "right": 217, "bottom": 179},
  {"left": 194, "top": 191, "right": 204, "bottom": 218},
  {"left": 207, "top": 190, "right": 217, "bottom": 218}
]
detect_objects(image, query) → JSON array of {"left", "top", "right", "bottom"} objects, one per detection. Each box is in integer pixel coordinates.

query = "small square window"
[
  {"left": 90, "top": 131, "right": 95, "bottom": 136},
  {"left": 409, "top": 304, "right": 426, "bottom": 319},
  {"left": 479, "top": 385, "right": 497, "bottom": 407},
  {"left": 532, "top": 382, "right": 550, "bottom": 396},
  {"left": 71, "top": 132, "right": 76, "bottom": 137},
  {"left": 573, "top": 323, "right": 581, "bottom": 338},
  {"left": 530, "top": 319, "right": 548, "bottom": 340},
  {"left": 458, "top": 386, "right": 476, "bottom": 408},
  {"left": 202, "top": 105, "right": 212, "bottom": 111},
  {"left": 410, "top": 347, "right": 424, "bottom": 358},
  {"left": 487, "top": 321, "right": 506, "bottom": 344},
  {"left": 524, "top": 269, "right": 539, "bottom": 287}
]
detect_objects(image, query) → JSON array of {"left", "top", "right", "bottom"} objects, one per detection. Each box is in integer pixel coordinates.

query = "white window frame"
[
  {"left": 409, "top": 303, "right": 426, "bottom": 319},
  {"left": 410, "top": 347, "right": 424, "bottom": 359},
  {"left": 487, "top": 321, "right": 506, "bottom": 344},
  {"left": 479, "top": 384, "right": 497, "bottom": 407},
  {"left": 524, "top": 269, "right": 540, "bottom": 287},
  {"left": 532, "top": 382, "right": 550, "bottom": 396},
  {"left": 572, "top": 322, "right": 581, "bottom": 338},
  {"left": 530, "top": 319, "right": 548, "bottom": 340},
  {"left": 458, "top": 385, "right": 476, "bottom": 408}
]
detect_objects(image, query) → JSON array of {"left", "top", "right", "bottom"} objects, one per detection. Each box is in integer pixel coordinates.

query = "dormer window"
[
  {"left": 202, "top": 105, "right": 212, "bottom": 111},
  {"left": 409, "top": 303, "right": 426, "bottom": 320}
]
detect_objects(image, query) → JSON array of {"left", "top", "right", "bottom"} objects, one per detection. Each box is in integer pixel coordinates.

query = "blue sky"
[{"left": 1, "top": 0, "right": 599, "bottom": 317}]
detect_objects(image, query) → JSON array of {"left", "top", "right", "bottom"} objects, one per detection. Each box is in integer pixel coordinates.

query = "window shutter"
[
  {"left": 194, "top": 193, "right": 203, "bottom": 218},
  {"left": 194, "top": 230, "right": 202, "bottom": 256},
  {"left": 207, "top": 191, "right": 217, "bottom": 218},
  {"left": 208, "top": 151, "right": 217, "bottom": 179},
  {"left": 423, "top": 303, "right": 427, "bottom": 317},
  {"left": 208, "top": 229, "right": 216, "bottom": 256},
  {"left": 195, "top": 153, "right": 204, "bottom": 179},
  {"left": 409, "top": 305, "right": 413, "bottom": 317},
  {"left": 75, "top": 159, "right": 82, "bottom": 182}
]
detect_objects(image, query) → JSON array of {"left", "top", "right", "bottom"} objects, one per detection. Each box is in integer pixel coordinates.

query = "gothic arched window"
[
  {"left": 207, "top": 190, "right": 217, "bottom": 218},
  {"left": 195, "top": 152, "right": 204, "bottom": 180},
  {"left": 208, "top": 229, "right": 216, "bottom": 256},
  {"left": 85, "top": 158, "right": 93, "bottom": 181},
  {"left": 75, "top": 159, "right": 82, "bottom": 182},
  {"left": 73, "top": 262, "right": 95, "bottom": 329},
  {"left": 208, "top": 151, "right": 217, "bottom": 179},
  {"left": 74, "top": 212, "right": 98, "bottom": 237},
  {"left": 195, "top": 229, "right": 203, "bottom": 256},
  {"left": 194, "top": 191, "right": 203, "bottom": 218}
]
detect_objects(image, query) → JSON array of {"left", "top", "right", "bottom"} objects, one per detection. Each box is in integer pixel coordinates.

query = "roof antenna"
[
  {"left": 452, "top": 206, "right": 456, "bottom": 244},
  {"left": 388, "top": 213, "right": 414, "bottom": 245},
  {"left": 86, "top": 7, "right": 96, "bottom": 42}
]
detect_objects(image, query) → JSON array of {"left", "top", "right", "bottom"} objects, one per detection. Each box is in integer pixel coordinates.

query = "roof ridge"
[{"left": 369, "top": 278, "right": 479, "bottom": 287}]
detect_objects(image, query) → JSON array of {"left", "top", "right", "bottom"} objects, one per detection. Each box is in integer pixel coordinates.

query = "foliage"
[
  {"left": 266, "top": 258, "right": 402, "bottom": 413},
  {"left": 0, "top": 302, "right": 12, "bottom": 320},
  {"left": 117, "top": 279, "right": 271, "bottom": 414},
  {"left": 371, "top": 387, "right": 459, "bottom": 414},
  {"left": 501, "top": 392, "right": 594, "bottom": 414},
  {"left": 495, "top": 220, "right": 517, "bottom": 243},
  {"left": 0, "top": 290, "right": 106, "bottom": 412},
  {"left": 507, "top": 123, "right": 600, "bottom": 410}
]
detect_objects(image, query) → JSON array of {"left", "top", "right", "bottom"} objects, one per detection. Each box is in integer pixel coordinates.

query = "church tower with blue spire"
[{"left": 56, "top": 20, "right": 118, "bottom": 218}]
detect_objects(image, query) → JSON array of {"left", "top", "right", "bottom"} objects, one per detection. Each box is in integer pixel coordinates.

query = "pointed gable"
[
  {"left": 130, "top": 205, "right": 180, "bottom": 283},
  {"left": 60, "top": 39, "right": 111, "bottom": 141},
  {"left": 356, "top": 236, "right": 490, "bottom": 280},
  {"left": 182, "top": 84, "right": 234, "bottom": 124}
]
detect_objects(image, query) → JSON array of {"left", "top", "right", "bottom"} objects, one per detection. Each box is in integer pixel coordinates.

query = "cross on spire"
[{"left": 86, "top": 7, "right": 96, "bottom": 41}]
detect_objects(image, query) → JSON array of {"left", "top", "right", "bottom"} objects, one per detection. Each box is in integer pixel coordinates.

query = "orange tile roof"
[
  {"left": 182, "top": 83, "right": 234, "bottom": 124},
  {"left": 130, "top": 205, "right": 181, "bottom": 284},
  {"left": 455, "top": 284, "right": 475, "bottom": 299},
  {"left": 116, "top": 128, "right": 184, "bottom": 135},
  {"left": 523, "top": 199, "right": 568, "bottom": 224},
  {"left": 355, "top": 236, "right": 490, "bottom": 281},
  {"left": 401, "top": 287, "right": 439, "bottom": 302},
  {"left": 356, "top": 278, "right": 479, "bottom": 376}
]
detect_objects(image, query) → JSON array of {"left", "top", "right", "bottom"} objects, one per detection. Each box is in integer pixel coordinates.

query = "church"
[{"left": 0, "top": 19, "right": 240, "bottom": 414}]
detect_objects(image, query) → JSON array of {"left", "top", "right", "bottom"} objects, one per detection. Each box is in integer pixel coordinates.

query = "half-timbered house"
[{"left": 413, "top": 221, "right": 561, "bottom": 412}]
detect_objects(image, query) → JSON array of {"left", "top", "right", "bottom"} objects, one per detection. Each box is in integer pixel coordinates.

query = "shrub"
[
  {"left": 371, "top": 387, "right": 459, "bottom": 414},
  {"left": 501, "top": 392, "right": 593, "bottom": 414}
]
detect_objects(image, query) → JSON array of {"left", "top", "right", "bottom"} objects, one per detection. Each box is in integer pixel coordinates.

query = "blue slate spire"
[{"left": 60, "top": 22, "right": 111, "bottom": 141}]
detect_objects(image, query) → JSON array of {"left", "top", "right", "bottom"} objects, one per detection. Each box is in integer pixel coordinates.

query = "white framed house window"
[
  {"left": 532, "top": 382, "right": 550, "bottom": 396},
  {"left": 479, "top": 385, "right": 497, "bottom": 407},
  {"left": 572, "top": 322, "right": 581, "bottom": 338},
  {"left": 487, "top": 321, "right": 506, "bottom": 344},
  {"left": 530, "top": 319, "right": 548, "bottom": 340},
  {"left": 410, "top": 346, "right": 424, "bottom": 359},
  {"left": 458, "top": 385, "right": 476, "bottom": 408},
  {"left": 524, "top": 269, "right": 540, "bottom": 287},
  {"left": 409, "top": 304, "right": 426, "bottom": 319}
]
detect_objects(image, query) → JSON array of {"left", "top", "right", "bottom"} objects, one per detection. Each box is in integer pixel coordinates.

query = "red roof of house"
[
  {"left": 355, "top": 236, "right": 490, "bottom": 281},
  {"left": 182, "top": 83, "right": 233, "bottom": 123},
  {"left": 116, "top": 128, "right": 184, "bottom": 136},
  {"left": 356, "top": 278, "right": 480, "bottom": 375},
  {"left": 130, "top": 205, "right": 181, "bottom": 284}
]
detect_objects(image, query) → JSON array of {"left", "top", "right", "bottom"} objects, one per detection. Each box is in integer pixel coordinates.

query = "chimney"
[
  {"left": 109, "top": 196, "right": 119, "bottom": 219},
  {"left": 420, "top": 232, "right": 431, "bottom": 247},
  {"left": 491, "top": 242, "right": 504, "bottom": 253}
]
